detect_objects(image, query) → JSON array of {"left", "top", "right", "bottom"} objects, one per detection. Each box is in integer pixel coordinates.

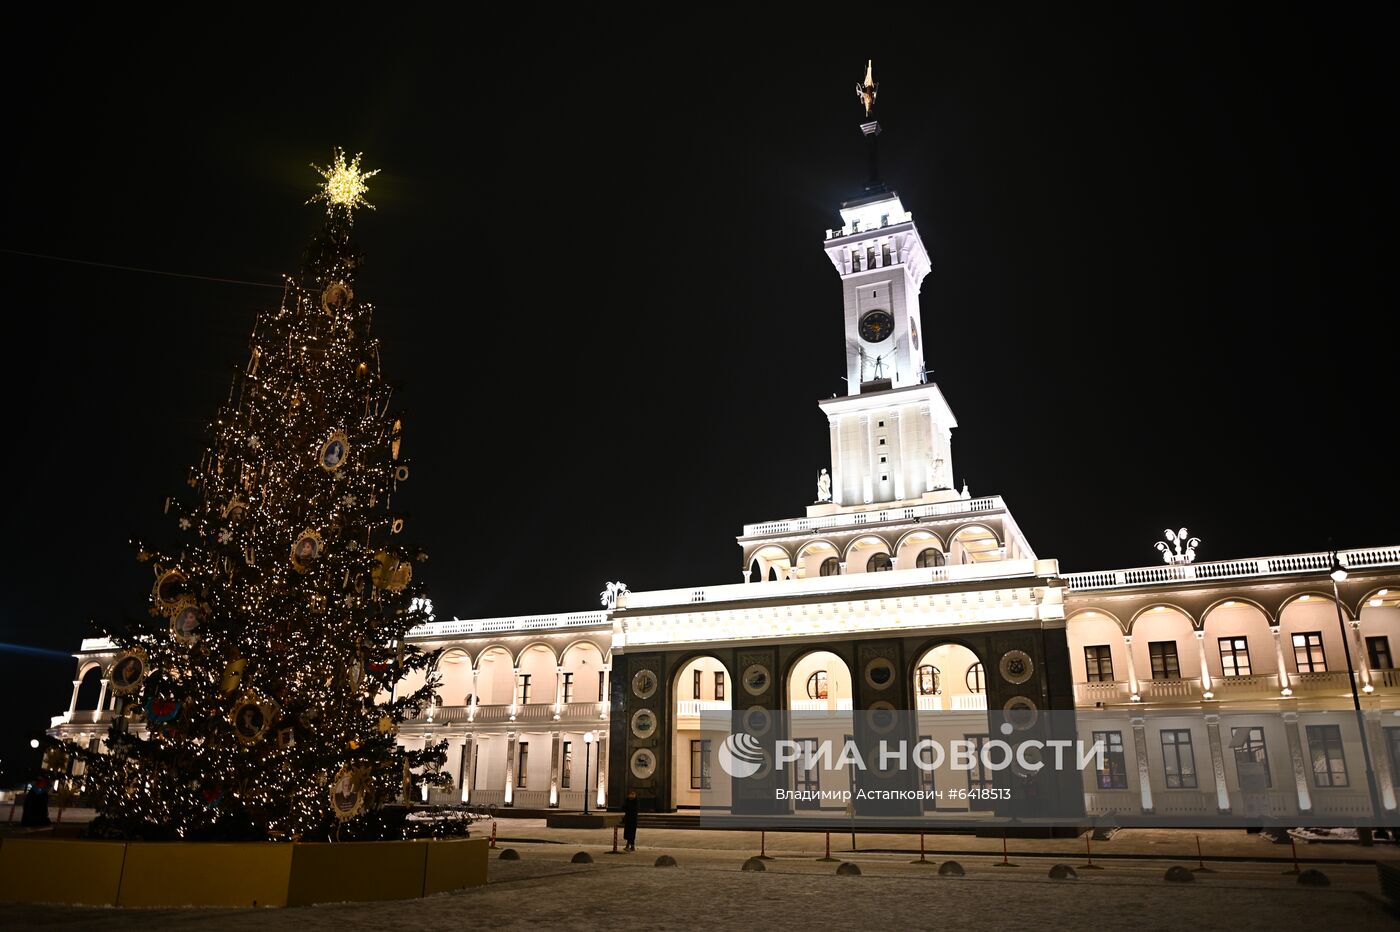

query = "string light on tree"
[{"left": 66, "top": 150, "right": 448, "bottom": 842}]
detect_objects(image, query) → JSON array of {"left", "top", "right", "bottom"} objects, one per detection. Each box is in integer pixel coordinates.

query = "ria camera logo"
[{"left": 717, "top": 732, "right": 765, "bottom": 778}]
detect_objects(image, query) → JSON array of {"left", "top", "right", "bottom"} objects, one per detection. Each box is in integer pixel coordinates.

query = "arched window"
[
  {"left": 965, "top": 662, "right": 985, "bottom": 694},
  {"left": 867, "top": 552, "right": 893, "bottom": 573},
  {"left": 749, "top": 559, "right": 761, "bottom": 582},
  {"left": 917, "top": 664, "right": 940, "bottom": 696},
  {"left": 820, "top": 557, "right": 840, "bottom": 577},
  {"left": 806, "top": 671, "right": 828, "bottom": 700},
  {"left": 768, "top": 566, "right": 778, "bottom": 581},
  {"left": 916, "top": 548, "right": 945, "bottom": 569}
]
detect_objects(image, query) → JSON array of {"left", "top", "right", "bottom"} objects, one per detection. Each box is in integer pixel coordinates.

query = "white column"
[
  {"left": 1131, "top": 716, "right": 1153, "bottom": 813},
  {"left": 1282, "top": 711, "right": 1312, "bottom": 813},
  {"left": 549, "top": 731, "right": 562, "bottom": 807},
  {"left": 1122, "top": 636, "right": 1141, "bottom": 699},
  {"left": 1204, "top": 714, "right": 1231, "bottom": 812},
  {"left": 469, "top": 669, "right": 480, "bottom": 720},
  {"left": 1351, "top": 620, "right": 1374, "bottom": 691},
  {"left": 1194, "top": 631, "right": 1214, "bottom": 698},
  {"left": 461, "top": 737, "right": 475, "bottom": 804},
  {"left": 828, "top": 419, "right": 842, "bottom": 506},
  {"left": 510, "top": 667, "right": 521, "bottom": 720},
  {"left": 1365, "top": 710, "right": 1397, "bottom": 811},
  {"left": 554, "top": 666, "right": 565, "bottom": 721},
  {"left": 67, "top": 679, "right": 82, "bottom": 721},
  {"left": 594, "top": 732, "right": 607, "bottom": 808},
  {"left": 504, "top": 733, "right": 518, "bottom": 806},
  {"left": 94, "top": 679, "right": 110, "bottom": 723},
  {"left": 890, "top": 410, "right": 906, "bottom": 501},
  {"left": 1271, "top": 626, "right": 1292, "bottom": 695},
  {"left": 599, "top": 665, "right": 611, "bottom": 719},
  {"left": 862, "top": 416, "right": 874, "bottom": 503}
]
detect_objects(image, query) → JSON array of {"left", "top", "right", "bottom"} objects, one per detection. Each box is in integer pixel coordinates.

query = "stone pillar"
[
  {"left": 554, "top": 666, "right": 566, "bottom": 721},
  {"left": 1271, "top": 627, "right": 1292, "bottom": 695},
  {"left": 504, "top": 733, "right": 518, "bottom": 806},
  {"left": 1204, "top": 713, "right": 1230, "bottom": 812},
  {"left": 67, "top": 679, "right": 82, "bottom": 720},
  {"left": 828, "top": 419, "right": 841, "bottom": 506},
  {"left": 862, "top": 415, "right": 874, "bottom": 503},
  {"left": 1131, "top": 715, "right": 1153, "bottom": 813},
  {"left": 1282, "top": 711, "right": 1312, "bottom": 813},
  {"left": 94, "top": 679, "right": 110, "bottom": 723},
  {"left": 461, "top": 736, "right": 474, "bottom": 804},
  {"left": 1194, "top": 631, "right": 1214, "bottom": 698},
  {"left": 549, "top": 731, "right": 563, "bottom": 807},
  {"left": 890, "top": 410, "right": 905, "bottom": 501},
  {"left": 595, "top": 732, "right": 608, "bottom": 809},
  {"left": 470, "top": 669, "right": 480, "bottom": 716},
  {"left": 1365, "top": 709, "right": 1397, "bottom": 812},
  {"left": 511, "top": 667, "right": 522, "bottom": 719},
  {"left": 1351, "top": 620, "right": 1374, "bottom": 691},
  {"left": 600, "top": 665, "right": 611, "bottom": 719},
  {"left": 1122, "top": 636, "right": 1141, "bottom": 699}
]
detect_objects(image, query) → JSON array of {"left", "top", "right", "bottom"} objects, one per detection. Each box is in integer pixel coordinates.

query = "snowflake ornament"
[
  {"left": 217, "top": 528, "right": 233, "bottom": 545},
  {"left": 178, "top": 517, "right": 192, "bottom": 530}
]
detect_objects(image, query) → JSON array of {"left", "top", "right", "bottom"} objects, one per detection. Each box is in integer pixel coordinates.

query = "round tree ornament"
[
  {"left": 319, "top": 431, "right": 349, "bottom": 472},
  {"left": 330, "top": 766, "right": 369, "bottom": 821},
  {"left": 109, "top": 648, "right": 149, "bottom": 695}
]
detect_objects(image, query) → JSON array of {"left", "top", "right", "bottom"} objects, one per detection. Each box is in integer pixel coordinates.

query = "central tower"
[{"left": 815, "top": 63, "right": 959, "bottom": 511}]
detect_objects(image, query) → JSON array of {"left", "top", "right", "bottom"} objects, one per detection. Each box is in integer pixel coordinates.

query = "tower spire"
[{"left": 855, "top": 60, "right": 883, "bottom": 192}]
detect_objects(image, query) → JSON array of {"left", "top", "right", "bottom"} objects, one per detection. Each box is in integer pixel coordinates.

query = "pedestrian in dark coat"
[{"left": 622, "top": 790, "right": 640, "bottom": 851}]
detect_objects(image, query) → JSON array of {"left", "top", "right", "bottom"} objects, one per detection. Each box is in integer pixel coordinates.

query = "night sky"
[{"left": 2, "top": 9, "right": 1396, "bottom": 779}]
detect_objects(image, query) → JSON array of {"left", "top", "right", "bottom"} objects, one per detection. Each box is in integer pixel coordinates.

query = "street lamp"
[
  {"left": 1328, "top": 551, "right": 1384, "bottom": 837},
  {"left": 583, "top": 731, "right": 595, "bottom": 815}
]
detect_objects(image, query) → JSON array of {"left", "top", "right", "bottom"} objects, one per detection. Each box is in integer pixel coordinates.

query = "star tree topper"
[{"left": 310, "top": 147, "right": 379, "bottom": 215}]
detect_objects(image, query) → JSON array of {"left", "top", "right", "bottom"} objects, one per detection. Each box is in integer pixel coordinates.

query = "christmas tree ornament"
[
  {"left": 108, "top": 648, "right": 149, "bottom": 695},
  {"left": 169, "top": 596, "right": 205, "bottom": 644},
  {"left": 289, "top": 528, "right": 324, "bottom": 573},
  {"left": 151, "top": 568, "right": 187, "bottom": 612},
  {"left": 371, "top": 551, "right": 411, "bottom": 592},
  {"left": 330, "top": 765, "right": 368, "bottom": 821},
  {"left": 320, "top": 281, "right": 353, "bottom": 315},
  {"left": 318, "top": 431, "right": 349, "bottom": 472},
  {"left": 219, "top": 658, "right": 247, "bottom": 695},
  {"left": 230, "top": 693, "right": 273, "bottom": 745}
]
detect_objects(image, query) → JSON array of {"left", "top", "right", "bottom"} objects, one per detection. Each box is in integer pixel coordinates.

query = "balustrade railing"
[
  {"left": 1066, "top": 546, "right": 1400, "bottom": 592},
  {"left": 742, "top": 496, "right": 1006, "bottom": 538}
]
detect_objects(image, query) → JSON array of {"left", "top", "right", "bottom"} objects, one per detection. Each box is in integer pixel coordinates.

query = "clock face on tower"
[{"left": 859, "top": 309, "right": 894, "bottom": 343}]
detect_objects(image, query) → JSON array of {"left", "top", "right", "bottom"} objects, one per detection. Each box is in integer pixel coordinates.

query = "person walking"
[{"left": 622, "top": 790, "right": 640, "bottom": 851}]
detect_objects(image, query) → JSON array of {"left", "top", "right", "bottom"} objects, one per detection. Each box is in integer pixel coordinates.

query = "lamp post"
[
  {"left": 1329, "top": 552, "right": 1384, "bottom": 841},
  {"left": 583, "top": 731, "right": 594, "bottom": 815}
]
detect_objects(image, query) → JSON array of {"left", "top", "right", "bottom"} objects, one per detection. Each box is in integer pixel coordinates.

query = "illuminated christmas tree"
[{"left": 74, "top": 151, "right": 447, "bottom": 840}]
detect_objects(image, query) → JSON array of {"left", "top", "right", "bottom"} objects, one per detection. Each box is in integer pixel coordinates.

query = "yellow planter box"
[
  {"left": 0, "top": 837, "right": 127, "bottom": 906},
  {"left": 0, "top": 835, "right": 487, "bottom": 908}
]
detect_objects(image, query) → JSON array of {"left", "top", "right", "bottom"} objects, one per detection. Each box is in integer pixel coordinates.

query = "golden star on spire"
[{"left": 310, "top": 148, "right": 380, "bottom": 215}]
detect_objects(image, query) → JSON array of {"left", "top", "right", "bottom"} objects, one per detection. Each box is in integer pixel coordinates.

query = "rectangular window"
[
  {"left": 1306, "top": 724, "right": 1348, "bottom": 787},
  {"left": 918, "top": 734, "right": 938, "bottom": 809},
  {"left": 1083, "top": 645, "right": 1114, "bottom": 683},
  {"left": 795, "top": 737, "right": 821, "bottom": 810},
  {"left": 1368, "top": 636, "right": 1393, "bottom": 670},
  {"left": 562, "top": 741, "right": 572, "bottom": 789},
  {"left": 1230, "top": 726, "right": 1271, "bottom": 788},
  {"left": 882, "top": 243, "right": 892, "bottom": 265},
  {"left": 562, "top": 672, "right": 574, "bottom": 705},
  {"left": 965, "top": 734, "right": 992, "bottom": 798},
  {"left": 866, "top": 246, "right": 876, "bottom": 268},
  {"left": 1092, "top": 731, "right": 1128, "bottom": 789},
  {"left": 516, "top": 742, "right": 529, "bottom": 787},
  {"left": 517, "top": 673, "right": 531, "bottom": 706},
  {"left": 1160, "top": 729, "right": 1197, "bottom": 788},
  {"left": 851, "top": 249, "right": 861, "bottom": 272},
  {"left": 878, "top": 437, "right": 886, "bottom": 446},
  {"left": 691, "top": 739, "right": 711, "bottom": 790},
  {"left": 1149, "top": 641, "right": 1181, "bottom": 680},
  {"left": 714, "top": 671, "right": 725, "bottom": 701},
  {"left": 1293, "top": 632, "right": 1326, "bottom": 673},
  {"left": 1219, "top": 637, "right": 1252, "bottom": 677},
  {"left": 694, "top": 669, "right": 702, "bottom": 700}
]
